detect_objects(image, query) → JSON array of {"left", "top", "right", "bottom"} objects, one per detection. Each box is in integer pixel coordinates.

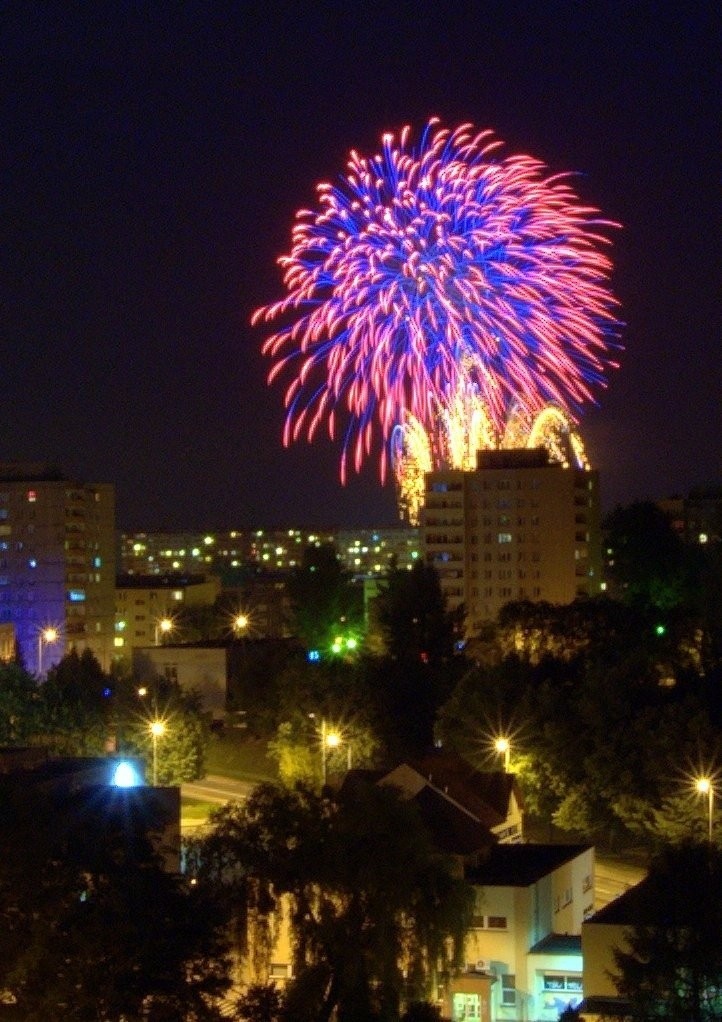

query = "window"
[
  {"left": 453, "top": 993, "right": 481, "bottom": 1020},
  {"left": 498, "top": 532, "right": 512, "bottom": 543},
  {"left": 543, "top": 975, "right": 582, "bottom": 993},
  {"left": 269, "top": 963, "right": 289, "bottom": 978},
  {"left": 501, "top": 974, "right": 516, "bottom": 1006},
  {"left": 487, "top": 915, "right": 507, "bottom": 929}
]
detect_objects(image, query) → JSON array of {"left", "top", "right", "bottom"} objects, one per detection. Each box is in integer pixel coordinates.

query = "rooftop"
[{"left": 467, "top": 843, "right": 591, "bottom": 886}]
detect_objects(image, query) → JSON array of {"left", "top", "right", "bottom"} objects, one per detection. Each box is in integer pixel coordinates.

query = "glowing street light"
[
  {"left": 37, "top": 626, "right": 59, "bottom": 677},
  {"left": 696, "top": 776, "right": 715, "bottom": 843},
  {"left": 233, "top": 612, "right": 250, "bottom": 634},
  {"left": 319, "top": 719, "right": 352, "bottom": 782},
  {"left": 495, "top": 736, "right": 511, "bottom": 772},
  {"left": 150, "top": 720, "right": 166, "bottom": 785},
  {"left": 154, "top": 616, "right": 174, "bottom": 646}
]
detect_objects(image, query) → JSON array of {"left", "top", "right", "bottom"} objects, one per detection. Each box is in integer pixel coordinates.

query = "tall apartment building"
[
  {"left": 422, "top": 448, "right": 601, "bottom": 636},
  {"left": 0, "top": 464, "right": 116, "bottom": 673}
]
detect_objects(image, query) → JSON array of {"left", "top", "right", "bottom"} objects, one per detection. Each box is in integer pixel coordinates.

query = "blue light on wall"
[{"left": 111, "top": 761, "right": 142, "bottom": 787}]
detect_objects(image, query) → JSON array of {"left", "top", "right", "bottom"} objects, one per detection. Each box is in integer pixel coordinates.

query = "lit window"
[
  {"left": 27, "top": 490, "right": 36, "bottom": 502},
  {"left": 498, "top": 533, "right": 512, "bottom": 543},
  {"left": 68, "top": 589, "right": 86, "bottom": 602}
]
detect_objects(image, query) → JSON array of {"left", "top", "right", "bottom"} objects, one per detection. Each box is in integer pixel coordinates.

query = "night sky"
[{"left": 2, "top": 3, "right": 720, "bottom": 531}]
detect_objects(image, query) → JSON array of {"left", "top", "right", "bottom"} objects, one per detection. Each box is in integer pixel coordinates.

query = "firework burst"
[{"left": 253, "top": 119, "right": 621, "bottom": 484}]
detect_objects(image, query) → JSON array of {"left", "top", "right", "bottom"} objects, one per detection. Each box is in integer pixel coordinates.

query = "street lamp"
[
  {"left": 154, "top": 616, "right": 174, "bottom": 646},
  {"left": 233, "top": 612, "right": 250, "bottom": 634},
  {"left": 696, "top": 777, "right": 714, "bottom": 843},
  {"left": 37, "top": 626, "right": 59, "bottom": 677},
  {"left": 495, "top": 736, "right": 511, "bottom": 772},
  {"left": 150, "top": 720, "right": 166, "bottom": 785},
  {"left": 318, "top": 719, "right": 351, "bottom": 783}
]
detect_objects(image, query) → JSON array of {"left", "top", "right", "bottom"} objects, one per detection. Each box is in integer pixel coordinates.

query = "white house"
[{"left": 448, "top": 843, "right": 594, "bottom": 1021}]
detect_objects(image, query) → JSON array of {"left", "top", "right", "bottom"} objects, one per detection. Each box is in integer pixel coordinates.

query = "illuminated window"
[
  {"left": 27, "top": 490, "right": 36, "bottom": 502},
  {"left": 543, "top": 975, "right": 582, "bottom": 993}
]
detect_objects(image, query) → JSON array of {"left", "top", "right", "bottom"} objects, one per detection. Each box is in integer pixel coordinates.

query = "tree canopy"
[
  {"left": 194, "top": 780, "right": 474, "bottom": 1022},
  {"left": 611, "top": 843, "right": 722, "bottom": 1021}
]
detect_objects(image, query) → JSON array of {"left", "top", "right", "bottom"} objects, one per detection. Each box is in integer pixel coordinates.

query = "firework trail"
[{"left": 253, "top": 120, "right": 621, "bottom": 482}]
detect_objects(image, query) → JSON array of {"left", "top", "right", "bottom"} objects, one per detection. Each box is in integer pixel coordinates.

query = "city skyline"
[{"left": 2, "top": 5, "right": 719, "bottom": 530}]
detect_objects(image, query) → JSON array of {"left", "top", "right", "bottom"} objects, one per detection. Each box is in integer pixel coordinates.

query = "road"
[
  {"left": 180, "top": 774, "right": 256, "bottom": 832},
  {"left": 182, "top": 773, "right": 255, "bottom": 804}
]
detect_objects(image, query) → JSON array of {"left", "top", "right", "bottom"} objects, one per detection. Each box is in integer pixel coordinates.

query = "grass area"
[
  {"left": 205, "top": 730, "right": 277, "bottom": 783},
  {"left": 181, "top": 798, "right": 217, "bottom": 821}
]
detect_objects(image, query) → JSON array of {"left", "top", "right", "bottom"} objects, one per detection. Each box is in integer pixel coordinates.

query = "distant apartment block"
[
  {"left": 118, "top": 525, "right": 420, "bottom": 578},
  {"left": 657, "top": 487, "right": 722, "bottom": 545},
  {"left": 0, "top": 464, "right": 116, "bottom": 672},
  {"left": 422, "top": 448, "right": 601, "bottom": 635}
]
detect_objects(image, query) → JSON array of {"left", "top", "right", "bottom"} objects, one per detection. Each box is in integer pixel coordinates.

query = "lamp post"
[
  {"left": 37, "top": 626, "right": 59, "bottom": 677},
  {"left": 495, "top": 736, "right": 511, "bottom": 772},
  {"left": 696, "top": 777, "right": 714, "bottom": 843},
  {"left": 150, "top": 720, "right": 166, "bottom": 785},
  {"left": 154, "top": 616, "right": 173, "bottom": 646},
  {"left": 233, "top": 612, "right": 249, "bottom": 635}
]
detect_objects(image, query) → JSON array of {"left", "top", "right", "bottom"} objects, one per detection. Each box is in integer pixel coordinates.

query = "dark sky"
[{"left": 1, "top": 2, "right": 720, "bottom": 531}]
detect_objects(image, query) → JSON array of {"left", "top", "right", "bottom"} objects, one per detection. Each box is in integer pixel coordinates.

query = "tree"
[
  {"left": 603, "top": 501, "right": 689, "bottom": 613},
  {"left": 0, "top": 659, "right": 38, "bottom": 743},
  {"left": 0, "top": 784, "right": 232, "bottom": 1020},
  {"left": 236, "top": 983, "right": 286, "bottom": 1022},
  {"left": 374, "top": 561, "right": 459, "bottom": 665},
  {"left": 38, "top": 648, "right": 114, "bottom": 754},
  {"left": 611, "top": 843, "right": 722, "bottom": 1021},
  {"left": 195, "top": 780, "right": 474, "bottom": 1021},
  {"left": 123, "top": 680, "right": 210, "bottom": 784},
  {"left": 287, "top": 543, "right": 363, "bottom": 653}
]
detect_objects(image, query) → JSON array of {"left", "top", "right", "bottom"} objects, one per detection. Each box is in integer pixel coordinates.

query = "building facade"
[
  {"left": 118, "top": 525, "right": 420, "bottom": 579},
  {"left": 114, "top": 573, "right": 221, "bottom": 652},
  {"left": 0, "top": 464, "right": 116, "bottom": 672},
  {"left": 422, "top": 448, "right": 601, "bottom": 636}
]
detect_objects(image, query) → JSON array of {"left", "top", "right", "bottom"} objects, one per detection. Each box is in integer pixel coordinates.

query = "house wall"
[
  {"left": 133, "top": 645, "right": 228, "bottom": 718},
  {"left": 524, "top": 951, "right": 583, "bottom": 1021},
  {"left": 551, "top": 847, "right": 594, "bottom": 933},
  {"left": 581, "top": 921, "right": 629, "bottom": 999}
]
